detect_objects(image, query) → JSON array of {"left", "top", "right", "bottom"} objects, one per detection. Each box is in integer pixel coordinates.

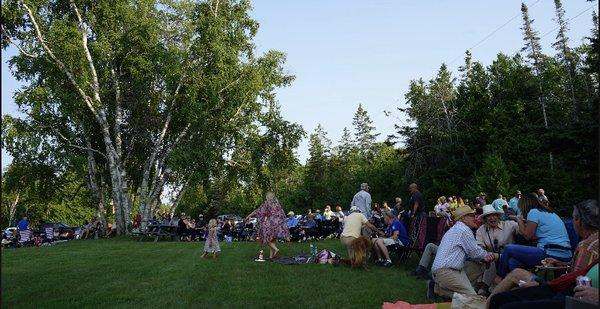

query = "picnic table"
[{"left": 133, "top": 224, "right": 178, "bottom": 242}]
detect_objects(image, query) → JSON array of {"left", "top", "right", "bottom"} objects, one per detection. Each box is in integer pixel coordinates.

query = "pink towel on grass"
[{"left": 382, "top": 301, "right": 437, "bottom": 309}]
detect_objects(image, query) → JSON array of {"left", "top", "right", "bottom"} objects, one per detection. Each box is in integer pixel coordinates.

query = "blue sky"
[{"left": 2, "top": 0, "right": 597, "bottom": 170}]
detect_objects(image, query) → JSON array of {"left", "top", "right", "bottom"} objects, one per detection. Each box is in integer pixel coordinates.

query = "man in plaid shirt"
[{"left": 427, "top": 206, "right": 496, "bottom": 299}]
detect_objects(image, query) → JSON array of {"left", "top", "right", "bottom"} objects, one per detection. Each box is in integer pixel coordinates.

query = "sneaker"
[
  {"left": 383, "top": 260, "right": 393, "bottom": 267},
  {"left": 412, "top": 265, "right": 427, "bottom": 277},
  {"left": 426, "top": 280, "right": 436, "bottom": 300}
]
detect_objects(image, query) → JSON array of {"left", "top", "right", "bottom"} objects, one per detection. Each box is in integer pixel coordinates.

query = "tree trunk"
[
  {"left": 169, "top": 180, "right": 190, "bottom": 217},
  {"left": 9, "top": 191, "right": 20, "bottom": 227},
  {"left": 85, "top": 138, "right": 107, "bottom": 229}
]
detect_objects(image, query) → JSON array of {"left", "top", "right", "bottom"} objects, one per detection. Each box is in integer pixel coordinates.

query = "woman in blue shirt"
[{"left": 495, "top": 193, "right": 572, "bottom": 280}]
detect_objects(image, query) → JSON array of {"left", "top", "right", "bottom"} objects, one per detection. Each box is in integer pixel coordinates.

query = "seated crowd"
[
  {"left": 4, "top": 182, "right": 598, "bottom": 307},
  {"left": 416, "top": 191, "right": 598, "bottom": 308}
]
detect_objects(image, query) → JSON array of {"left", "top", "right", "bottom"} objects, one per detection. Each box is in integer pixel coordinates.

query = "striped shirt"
[
  {"left": 45, "top": 227, "right": 54, "bottom": 239},
  {"left": 431, "top": 221, "right": 488, "bottom": 273}
]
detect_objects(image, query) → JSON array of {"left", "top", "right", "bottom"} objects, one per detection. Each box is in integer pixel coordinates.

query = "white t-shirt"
[{"left": 341, "top": 212, "right": 368, "bottom": 238}]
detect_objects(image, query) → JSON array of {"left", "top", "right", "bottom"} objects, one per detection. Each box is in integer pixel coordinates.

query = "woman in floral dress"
[
  {"left": 246, "top": 192, "right": 290, "bottom": 259},
  {"left": 201, "top": 219, "right": 220, "bottom": 258}
]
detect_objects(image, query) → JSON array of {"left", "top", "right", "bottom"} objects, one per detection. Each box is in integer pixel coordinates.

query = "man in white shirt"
[
  {"left": 350, "top": 183, "right": 372, "bottom": 219},
  {"left": 340, "top": 206, "right": 379, "bottom": 259}
]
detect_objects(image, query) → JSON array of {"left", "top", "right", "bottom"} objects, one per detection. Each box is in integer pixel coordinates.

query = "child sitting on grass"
[{"left": 201, "top": 219, "right": 220, "bottom": 259}]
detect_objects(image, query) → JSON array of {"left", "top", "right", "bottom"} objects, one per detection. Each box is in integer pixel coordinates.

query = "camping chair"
[
  {"left": 534, "top": 219, "right": 579, "bottom": 280},
  {"left": 18, "top": 230, "right": 33, "bottom": 246},
  {"left": 44, "top": 227, "right": 55, "bottom": 243}
]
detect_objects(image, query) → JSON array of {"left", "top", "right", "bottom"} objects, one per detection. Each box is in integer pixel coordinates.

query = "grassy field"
[{"left": 1, "top": 237, "right": 437, "bottom": 308}]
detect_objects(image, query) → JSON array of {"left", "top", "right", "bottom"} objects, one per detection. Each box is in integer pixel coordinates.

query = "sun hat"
[
  {"left": 479, "top": 192, "right": 486, "bottom": 196},
  {"left": 453, "top": 206, "right": 476, "bottom": 221},
  {"left": 287, "top": 211, "right": 295, "bottom": 216},
  {"left": 516, "top": 190, "right": 521, "bottom": 195},
  {"left": 350, "top": 206, "right": 361, "bottom": 213},
  {"left": 479, "top": 204, "right": 504, "bottom": 219}
]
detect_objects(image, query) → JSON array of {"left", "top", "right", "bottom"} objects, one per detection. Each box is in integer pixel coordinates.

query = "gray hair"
[
  {"left": 384, "top": 211, "right": 396, "bottom": 219},
  {"left": 360, "top": 183, "right": 369, "bottom": 190},
  {"left": 573, "top": 199, "right": 599, "bottom": 230}
]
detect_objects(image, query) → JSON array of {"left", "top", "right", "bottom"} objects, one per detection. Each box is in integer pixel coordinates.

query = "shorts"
[{"left": 381, "top": 238, "right": 403, "bottom": 246}]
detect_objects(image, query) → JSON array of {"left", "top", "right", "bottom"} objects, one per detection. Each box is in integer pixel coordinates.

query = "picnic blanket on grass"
[{"left": 269, "top": 255, "right": 312, "bottom": 265}]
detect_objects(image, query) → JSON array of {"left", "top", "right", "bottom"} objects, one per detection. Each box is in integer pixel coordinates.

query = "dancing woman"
[{"left": 246, "top": 192, "right": 290, "bottom": 259}]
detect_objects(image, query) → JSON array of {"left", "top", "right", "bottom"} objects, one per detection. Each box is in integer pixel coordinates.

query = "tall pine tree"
[
  {"left": 352, "top": 104, "right": 379, "bottom": 156},
  {"left": 552, "top": 0, "right": 578, "bottom": 118},
  {"left": 521, "top": 2, "right": 553, "bottom": 171}
]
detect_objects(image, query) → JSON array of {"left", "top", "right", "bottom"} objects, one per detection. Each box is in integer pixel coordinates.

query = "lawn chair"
[
  {"left": 18, "top": 230, "right": 33, "bottom": 247},
  {"left": 44, "top": 227, "right": 55, "bottom": 243}
]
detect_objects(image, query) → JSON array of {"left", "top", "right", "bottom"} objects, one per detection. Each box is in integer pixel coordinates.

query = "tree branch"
[
  {"left": 1, "top": 25, "right": 39, "bottom": 58},
  {"left": 20, "top": 1, "right": 99, "bottom": 118},
  {"left": 70, "top": 0, "right": 101, "bottom": 103}
]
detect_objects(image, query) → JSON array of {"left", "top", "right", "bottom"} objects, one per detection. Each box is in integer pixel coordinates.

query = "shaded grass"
[{"left": 2, "top": 237, "right": 434, "bottom": 308}]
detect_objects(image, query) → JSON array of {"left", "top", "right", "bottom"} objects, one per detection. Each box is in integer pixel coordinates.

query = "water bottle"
[
  {"left": 313, "top": 244, "right": 318, "bottom": 256},
  {"left": 310, "top": 244, "right": 314, "bottom": 256}
]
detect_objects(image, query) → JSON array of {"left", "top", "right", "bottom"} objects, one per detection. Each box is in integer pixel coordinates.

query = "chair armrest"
[{"left": 534, "top": 265, "right": 569, "bottom": 272}]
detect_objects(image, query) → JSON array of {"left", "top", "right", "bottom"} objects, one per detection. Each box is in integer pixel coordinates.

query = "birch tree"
[{"left": 2, "top": 0, "right": 300, "bottom": 232}]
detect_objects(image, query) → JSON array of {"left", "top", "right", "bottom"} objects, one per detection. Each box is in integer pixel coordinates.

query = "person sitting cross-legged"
[
  {"left": 426, "top": 206, "right": 495, "bottom": 300},
  {"left": 373, "top": 211, "right": 409, "bottom": 267}
]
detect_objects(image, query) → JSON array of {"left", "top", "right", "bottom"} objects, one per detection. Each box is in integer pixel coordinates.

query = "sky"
[{"left": 1, "top": 0, "right": 597, "bottom": 171}]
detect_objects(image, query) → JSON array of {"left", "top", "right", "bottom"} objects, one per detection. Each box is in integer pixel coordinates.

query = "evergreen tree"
[
  {"left": 304, "top": 124, "right": 331, "bottom": 207},
  {"left": 552, "top": 0, "right": 578, "bottom": 118},
  {"left": 334, "top": 127, "right": 354, "bottom": 156},
  {"left": 352, "top": 104, "right": 379, "bottom": 156},
  {"left": 521, "top": 2, "right": 553, "bottom": 170}
]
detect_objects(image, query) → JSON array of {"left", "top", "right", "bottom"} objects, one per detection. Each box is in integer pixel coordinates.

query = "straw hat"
[
  {"left": 479, "top": 204, "right": 504, "bottom": 219},
  {"left": 453, "top": 206, "right": 475, "bottom": 221}
]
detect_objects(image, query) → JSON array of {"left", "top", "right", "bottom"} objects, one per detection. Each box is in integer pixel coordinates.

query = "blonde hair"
[{"left": 208, "top": 219, "right": 217, "bottom": 228}]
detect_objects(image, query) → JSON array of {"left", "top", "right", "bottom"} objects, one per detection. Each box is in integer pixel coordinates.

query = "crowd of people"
[
  {"left": 417, "top": 190, "right": 598, "bottom": 308},
  {"left": 3, "top": 181, "right": 597, "bottom": 308}
]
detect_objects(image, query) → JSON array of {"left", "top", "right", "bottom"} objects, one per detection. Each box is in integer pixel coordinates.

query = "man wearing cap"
[
  {"left": 351, "top": 183, "right": 372, "bottom": 219},
  {"left": 286, "top": 211, "right": 298, "bottom": 228},
  {"left": 427, "top": 206, "right": 496, "bottom": 299},
  {"left": 474, "top": 205, "right": 520, "bottom": 293},
  {"left": 340, "top": 206, "right": 379, "bottom": 259},
  {"left": 508, "top": 191, "right": 522, "bottom": 216},
  {"left": 286, "top": 212, "right": 299, "bottom": 241}
]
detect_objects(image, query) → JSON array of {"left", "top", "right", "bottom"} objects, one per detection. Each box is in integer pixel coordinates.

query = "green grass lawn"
[{"left": 2, "top": 237, "right": 437, "bottom": 308}]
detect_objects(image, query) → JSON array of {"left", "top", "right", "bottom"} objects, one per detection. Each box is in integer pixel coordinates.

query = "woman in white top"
[
  {"left": 335, "top": 205, "right": 345, "bottom": 224},
  {"left": 323, "top": 205, "right": 333, "bottom": 220},
  {"left": 434, "top": 196, "right": 451, "bottom": 219}
]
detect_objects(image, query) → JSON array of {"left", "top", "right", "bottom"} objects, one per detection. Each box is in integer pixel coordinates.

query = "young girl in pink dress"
[{"left": 201, "top": 219, "right": 220, "bottom": 258}]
